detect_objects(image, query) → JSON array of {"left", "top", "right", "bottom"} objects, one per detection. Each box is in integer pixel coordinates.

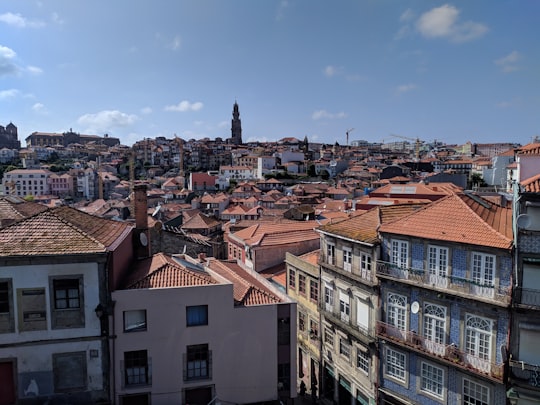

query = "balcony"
[
  {"left": 376, "top": 321, "right": 504, "bottom": 382},
  {"left": 322, "top": 307, "right": 375, "bottom": 346},
  {"left": 509, "top": 358, "right": 540, "bottom": 388},
  {"left": 515, "top": 287, "right": 540, "bottom": 308},
  {"left": 319, "top": 258, "right": 376, "bottom": 286},
  {"left": 376, "top": 261, "right": 511, "bottom": 306}
]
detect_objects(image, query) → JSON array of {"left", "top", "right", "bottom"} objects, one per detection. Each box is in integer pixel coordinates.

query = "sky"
[{"left": 0, "top": 1, "right": 538, "bottom": 147}]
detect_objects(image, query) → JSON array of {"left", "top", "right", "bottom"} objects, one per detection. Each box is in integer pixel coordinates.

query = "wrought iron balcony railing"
[
  {"left": 376, "top": 261, "right": 511, "bottom": 304},
  {"left": 376, "top": 321, "right": 504, "bottom": 382},
  {"left": 509, "top": 357, "right": 540, "bottom": 388}
]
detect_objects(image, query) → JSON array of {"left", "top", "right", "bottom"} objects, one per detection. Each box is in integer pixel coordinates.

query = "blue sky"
[{"left": 0, "top": 1, "right": 538, "bottom": 147}]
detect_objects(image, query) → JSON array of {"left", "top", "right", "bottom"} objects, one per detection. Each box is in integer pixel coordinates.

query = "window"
[
  {"left": 50, "top": 276, "right": 84, "bottom": 329},
  {"left": 185, "top": 344, "right": 210, "bottom": 381},
  {"left": 310, "top": 279, "right": 319, "bottom": 303},
  {"left": 19, "top": 288, "right": 47, "bottom": 331},
  {"left": 357, "top": 349, "right": 370, "bottom": 374},
  {"left": 124, "top": 310, "right": 147, "bottom": 332},
  {"left": 309, "top": 319, "right": 319, "bottom": 339},
  {"left": 288, "top": 268, "right": 296, "bottom": 290},
  {"left": 471, "top": 253, "right": 495, "bottom": 296},
  {"left": 53, "top": 278, "right": 80, "bottom": 309},
  {"left": 324, "top": 282, "right": 334, "bottom": 312},
  {"left": 339, "top": 338, "right": 351, "bottom": 360},
  {"left": 391, "top": 240, "right": 409, "bottom": 269},
  {"left": 428, "top": 245, "right": 448, "bottom": 287},
  {"left": 324, "top": 327, "right": 334, "bottom": 346},
  {"left": 356, "top": 297, "right": 369, "bottom": 333},
  {"left": 53, "top": 351, "right": 87, "bottom": 392},
  {"left": 124, "top": 350, "right": 150, "bottom": 386},
  {"left": 361, "top": 254, "right": 371, "bottom": 273},
  {"left": 343, "top": 247, "right": 352, "bottom": 272},
  {"left": 423, "top": 303, "right": 446, "bottom": 344},
  {"left": 186, "top": 305, "right": 208, "bottom": 326},
  {"left": 463, "top": 378, "right": 489, "bottom": 405},
  {"left": 0, "top": 280, "right": 14, "bottom": 333},
  {"left": 327, "top": 243, "right": 335, "bottom": 265},
  {"left": 298, "top": 274, "right": 306, "bottom": 296},
  {"left": 339, "top": 290, "right": 350, "bottom": 323},
  {"left": 465, "top": 314, "right": 492, "bottom": 361},
  {"left": 387, "top": 293, "right": 407, "bottom": 331},
  {"left": 385, "top": 347, "right": 406, "bottom": 382},
  {"left": 299, "top": 311, "right": 306, "bottom": 332},
  {"left": 420, "top": 362, "right": 444, "bottom": 399}
]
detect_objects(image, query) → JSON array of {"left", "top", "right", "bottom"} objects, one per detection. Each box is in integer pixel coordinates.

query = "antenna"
[{"left": 346, "top": 128, "right": 355, "bottom": 146}]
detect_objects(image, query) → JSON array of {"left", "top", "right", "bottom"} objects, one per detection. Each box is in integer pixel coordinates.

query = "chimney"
[{"left": 134, "top": 183, "right": 148, "bottom": 230}]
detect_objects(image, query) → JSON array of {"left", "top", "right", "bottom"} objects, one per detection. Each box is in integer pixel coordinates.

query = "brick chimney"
[{"left": 133, "top": 183, "right": 150, "bottom": 259}]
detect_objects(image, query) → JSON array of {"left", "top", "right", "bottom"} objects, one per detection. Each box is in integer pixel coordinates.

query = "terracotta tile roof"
[
  {"left": 231, "top": 221, "right": 319, "bottom": 247},
  {"left": 517, "top": 142, "right": 540, "bottom": 155},
  {"left": 0, "top": 206, "right": 133, "bottom": 257},
  {"left": 181, "top": 212, "right": 220, "bottom": 230},
  {"left": 521, "top": 173, "right": 540, "bottom": 193},
  {"left": 379, "top": 193, "right": 512, "bottom": 249},
  {"left": 0, "top": 196, "right": 48, "bottom": 227},
  {"left": 299, "top": 249, "right": 320, "bottom": 266},
  {"left": 206, "top": 259, "right": 282, "bottom": 306},
  {"left": 125, "top": 253, "right": 217, "bottom": 289},
  {"left": 318, "top": 204, "right": 424, "bottom": 244}
]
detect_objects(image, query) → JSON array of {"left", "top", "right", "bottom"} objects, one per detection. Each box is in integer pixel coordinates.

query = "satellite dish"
[
  {"left": 411, "top": 301, "right": 420, "bottom": 314},
  {"left": 139, "top": 232, "right": 148, "bottom": 247},
  {"left": 517, "top": 214, "right": 532, "bottom": 230}
]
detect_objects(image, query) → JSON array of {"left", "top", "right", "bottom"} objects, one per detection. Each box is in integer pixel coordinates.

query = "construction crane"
[
  {"left": 346, "top": 128, "right": 355, "bottom": 146},
  {"left": 389, "top": 133, "right": 423, "bottom": 160}
]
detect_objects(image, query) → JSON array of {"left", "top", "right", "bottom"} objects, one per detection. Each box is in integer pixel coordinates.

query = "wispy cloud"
[
  {"left": 169, "top": 35, "right": 181, "bottom": 51},
  {"left": 495, "top": 51, "right": 521, "bottom": 73},
  {"left": 324, "top": 65, "right": 341, "bottom": 77},
  {"left": 32, "top": 102, "right": 48, "bottom": 114},
  {"left": 276, "top": 0, "right": 289, "bottom": 21},
  {"left": 415, "top": 4, "right": 488, "bottom": 43},
  {"left": 51, "top": 12, "right": 64, "bottom": 25},
  {"left": 0, "top": 45, "right": 20, "bottom": 76},
  {"left": 140, "top": 107, "right": 153, "bottom": 115},
  {"left": 0, "top": 12, "right": 45, "bottom": 28},
  {"left": 27, "top": 65, "right": 43, "bottom": 75},
  {"left": 0, "top": 89, "right": 19, "bottom": 100},
  {"left": 312, "top": 110, "right": 347, "bottom": 120},
  {"left": 396, "top": 83, "right": 417, "bottom": 94},
  {"left": 164, "top": 100, "right": 203, "bottom": 112},
  {"left": 78, "top": 110, "right": 139, "bottom": 133}
]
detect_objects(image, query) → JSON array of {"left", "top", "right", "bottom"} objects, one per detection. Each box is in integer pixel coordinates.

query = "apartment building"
[
  {"left": 112, "top": 253, "right": 296, "bottom": 405},
  {"left": 0, "top": 206, "right": 134, "bottom": 404},
  {"left": 2, "top": 168, "right": 51, "bottom": 197},
  {"left": 376, "top": 192, "right": 512, "bottom": 404}
]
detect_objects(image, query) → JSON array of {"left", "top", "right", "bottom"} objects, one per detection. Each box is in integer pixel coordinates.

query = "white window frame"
[
  {"left": 327, "top": 243, "right": 335, "bottom": 265},
  {"left": 356, "top": 348, "right": 370, "bottom": 374},
  {"left": 423, "top": 303, "right": 446, "bottom": 344},
  {"left": 463, "top": 378, "right": 490, "bottom": 405},
  {"left": 471, "top": 252, "right": 495, "bottom": 296},
  {"left": 343, "top": 247, "right": 352, "bottom": 272},
  {"left": 361, "top": 253, "right": 372, "bottom": 274},
  {"left": 356, "top": 297, "right": 370, "bottom": 333},
  {"left": 420, "top": 361, "right": 444, "bottom": 399},
  {"left": 339, "top": 338, "right": 351, "bottom": 361},
  {"left": 387, "top": 292, "right": 407, "bottom": 331},
  {"left": 428, "top": 245, "right": 449, "bottom": 287},
  {"left": 339, "top": 290, "right": 350, "bottom": 323},
  {"left": 465, "top": 314, "right": 492, "bottom": 361},
  {"left": 385, "top": 347, "right": 406, "bottom": 383},
  {"left": 391, "top": 239, "right": 409, "bottom": 269},
  {"left": 324, "top": 282, "right": 334, "bottom": 312}
]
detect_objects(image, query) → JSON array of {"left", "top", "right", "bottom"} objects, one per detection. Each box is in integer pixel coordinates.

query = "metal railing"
[{"left": 376, "top": 321, "right": 504, "bottom": 381}]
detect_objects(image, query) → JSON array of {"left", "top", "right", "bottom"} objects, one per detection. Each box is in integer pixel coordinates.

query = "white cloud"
[
  {"left": 140, "top": 106, "right": 152, "bottom": 114},
  {"left": 51, "top": 12, "right": 64, "bottom": 25},
  {"left": 27, "top": 65, "right": 43, "bottom": 75},
  {"left": 495, "top": 51, "right": 521, "bottom": 73},
  {"left": 324, "top": 65, "right": 340, "bottom": 77},
  {"left": 0, "top": 12, "right": 45, "bottom": 28},
  {"left": 164, "top": 100, "right": 203, "bottom": 112},
  {"left": 416, "top": 4, "right": 487, "bottom": 43},
  {"left": 77, "top": 110, "right": 139, "bottom": 132},
  {"left": 400, "top": 9, "right": 415, "bottom": 22},
  {"left": 169, "top": 35, "right": 181, "bottom": 51},
  {"left": 0, "top": 89, "right": 19, "bottom": 99},
  {"left": 0, "top": 45, "right": 19, "bottom": 76},
  {"left": 276, "top": 0, "right": 289, "bottom": 21},
  {"left": 396, "top": 83, "right": 417, "bottom": 94},
  {"left": 32, "top": 102, "right": 48, "bottom": 114},
  {"left": 312, "top": 110, "right": 347, "bottom": 120}
]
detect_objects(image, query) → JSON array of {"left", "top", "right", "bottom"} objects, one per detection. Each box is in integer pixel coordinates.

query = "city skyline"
[{"left": 0, "top": 1, "right": 538, "bottom": 147}]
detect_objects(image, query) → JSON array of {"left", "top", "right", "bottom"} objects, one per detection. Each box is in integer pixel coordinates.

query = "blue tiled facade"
[{"left": 379, "top": 233, "right": 511, "bottom": 405}]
